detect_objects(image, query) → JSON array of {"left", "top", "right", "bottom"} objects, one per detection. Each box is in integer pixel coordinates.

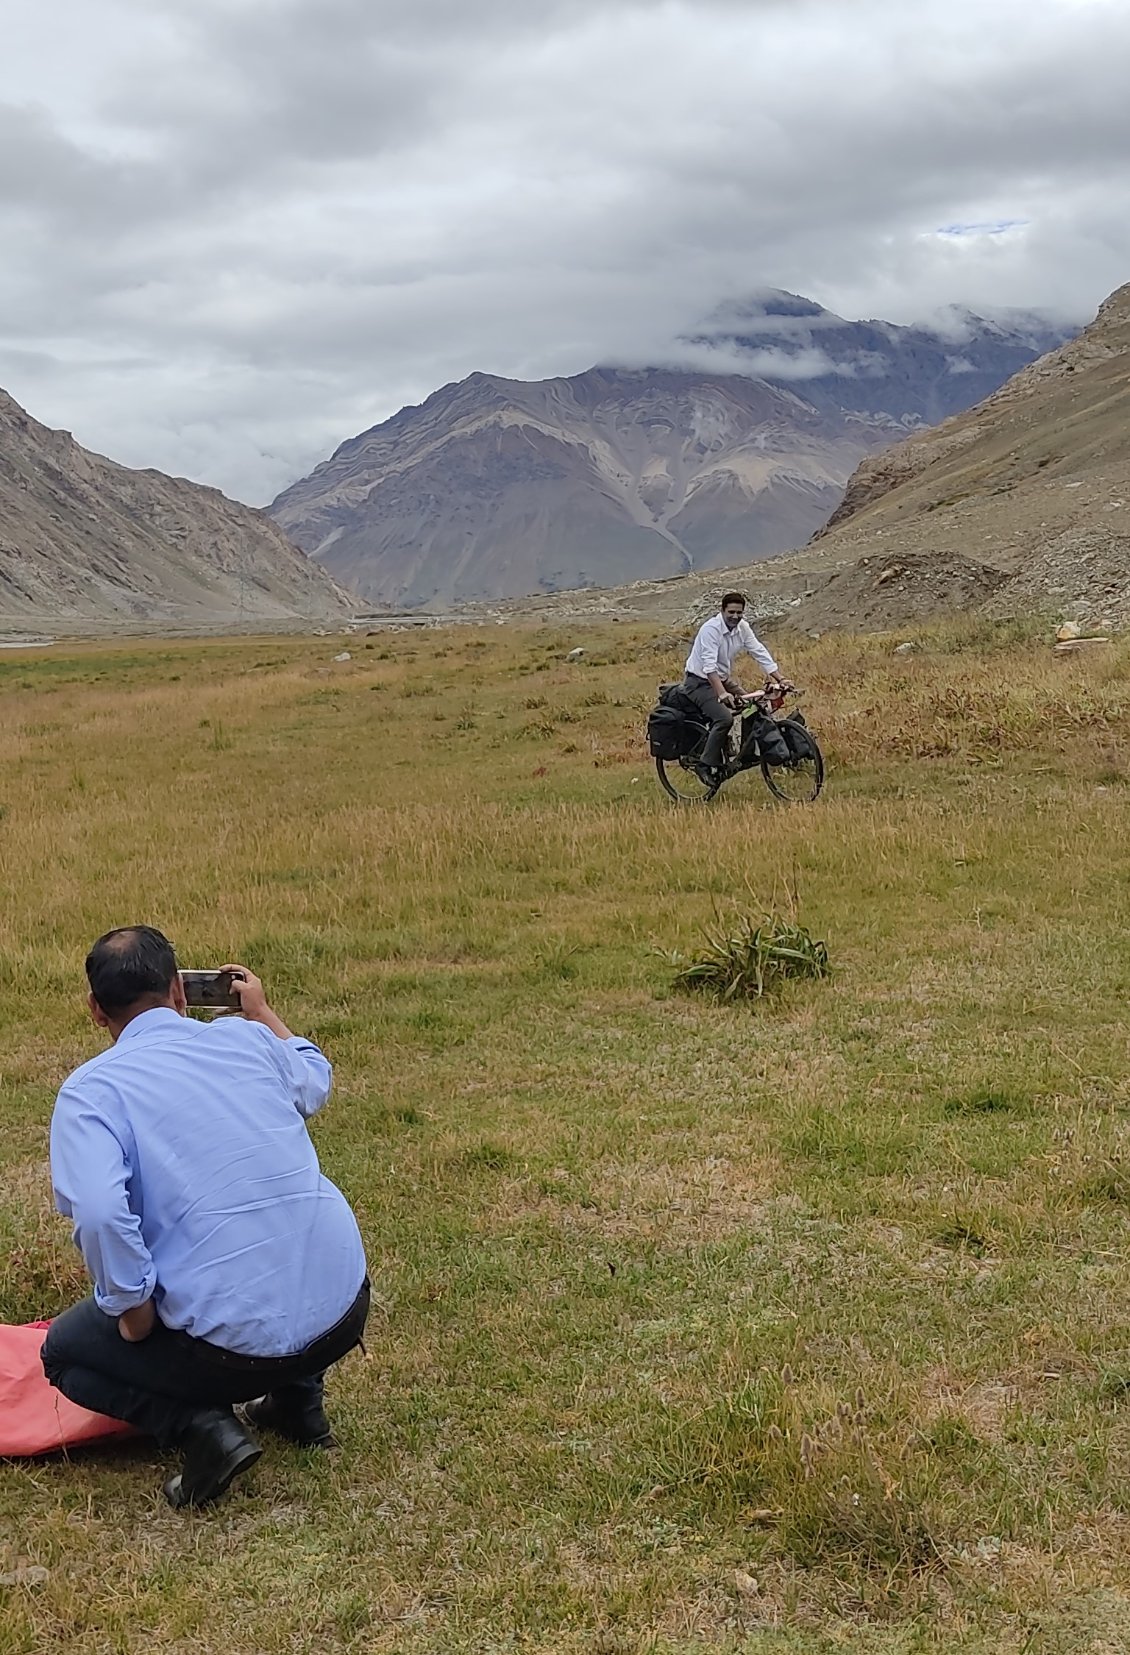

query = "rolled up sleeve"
[
  {"left": 282, "top": 1037, "right": 334, "bottom": 1119},
  {"left": 50, "top": 1085, "right": 157, "bottom": 1316},
  {"left": 741, "top": 622, "right": 778, "bottom": 675}
]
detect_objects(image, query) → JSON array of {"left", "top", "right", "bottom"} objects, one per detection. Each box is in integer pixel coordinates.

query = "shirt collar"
[{"left": 114, "top": 1006, "right": 189, "bottom": 1045}]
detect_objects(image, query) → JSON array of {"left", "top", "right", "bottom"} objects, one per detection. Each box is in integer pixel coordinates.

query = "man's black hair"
[
  {"left": 85, "top": 925, "right": 179, "bottom": 1017},
  {"left": 720, "top": 591, "right": 747, "bottom": 610}
]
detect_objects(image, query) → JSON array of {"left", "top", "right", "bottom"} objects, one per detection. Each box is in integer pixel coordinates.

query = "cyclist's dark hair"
[
  {"left": 720, "top": 591, "right": 747, "bottom": 610},
  {"left": 85, "top": 925, "right": 179, "bottom": 1017}
]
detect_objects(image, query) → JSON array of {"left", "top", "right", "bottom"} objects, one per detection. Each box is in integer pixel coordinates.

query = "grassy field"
[{"left": 0, "top": 617, "right": 1128, "bottom": 1655}]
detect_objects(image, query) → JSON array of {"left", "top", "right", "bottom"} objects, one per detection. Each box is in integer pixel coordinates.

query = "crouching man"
[{"left": 42, "top": 926, "right": 368, "bottom": 1509}]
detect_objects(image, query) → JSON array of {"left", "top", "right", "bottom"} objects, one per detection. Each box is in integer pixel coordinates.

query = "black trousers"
[
  {"left": 41, "top": 1280, "right": 369, "bottom": 1449},
  {"left": 682, "top": 674, "right": 743, "bottom": 766}
]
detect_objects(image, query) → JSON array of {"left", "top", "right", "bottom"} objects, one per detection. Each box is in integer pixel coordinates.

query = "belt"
[{"left": 172, "top": 1277, "right": 370, "bottom": 1372}]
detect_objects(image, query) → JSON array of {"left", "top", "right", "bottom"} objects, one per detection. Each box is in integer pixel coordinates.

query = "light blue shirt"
[{"left": 50, "top": 1008, "right": 366, "bottom": 1357}]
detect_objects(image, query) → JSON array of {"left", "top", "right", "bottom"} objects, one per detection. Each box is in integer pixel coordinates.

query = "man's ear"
[
  {"left": 171, "top": 973, "right": 188, "bottom": 1016},
  {"left": 88, "top": 991, "right": 111, "bottom": 1031}
]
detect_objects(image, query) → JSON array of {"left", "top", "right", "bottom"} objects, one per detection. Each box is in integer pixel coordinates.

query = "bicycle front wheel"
[
  {"left": 761, "top": 723, "right": 824, "bottom": 804},
  {"left": 656, "top": 754, "right": 722, "bottom": 804}
]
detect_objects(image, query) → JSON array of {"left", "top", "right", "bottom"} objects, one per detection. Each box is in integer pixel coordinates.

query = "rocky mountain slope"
[
  {"left": 269, "top": 293, "right": 1071, "bottom": 611},
  {"left": 800, "top": 283, "right": 1130, "bottom": 627},
  {"left": 0, "top": 389, "right": 350, "bottom": 628}
]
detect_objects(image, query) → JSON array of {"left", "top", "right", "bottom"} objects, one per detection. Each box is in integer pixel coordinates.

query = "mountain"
[
  {"left": 692, "top": 290, "right": 1068, "bottom": 423},
  {"left": 799, "top": 282, "right": 1130, "bottom": 625},
  {"left": 271, "top": 366, "right": 885, "bottom": 608},
  {"left": 0, "top": 388, "right": 349, "bottom": 627},
  {"left": 269, "top": 293, "right": 1073, "bottom": 610}
]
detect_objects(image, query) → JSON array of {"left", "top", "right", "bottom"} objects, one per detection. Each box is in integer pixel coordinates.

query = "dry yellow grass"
[{"left": 1, "top": 618, "right": 1128, "bottom": 1654}]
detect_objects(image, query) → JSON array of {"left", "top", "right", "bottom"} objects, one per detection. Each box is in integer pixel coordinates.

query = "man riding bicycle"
[{"left": 683, "top": 592, "right": 793, "bottom": 778}]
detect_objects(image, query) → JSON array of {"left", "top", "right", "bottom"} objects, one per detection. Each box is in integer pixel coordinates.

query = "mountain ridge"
[
  {"left": 810, "top": 282, "right": 1130, "bottom": 546},
  {"left": 0, "top": 387, "right": 350, "bottom": 627},
  {"left": 773, "top": 281, "right": 1130, "bottom": 629},
  {"left": 269, "top": 292, "right": 1072, "bottom": 610}
]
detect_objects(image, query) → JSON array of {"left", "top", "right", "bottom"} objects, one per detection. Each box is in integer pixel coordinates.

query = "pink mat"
[{"left": 0, "top": 1321, "right": 136, "bottom": 1457}]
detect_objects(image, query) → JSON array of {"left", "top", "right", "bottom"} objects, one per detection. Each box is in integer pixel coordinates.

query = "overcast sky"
[{"left": 2, "top": 0, "right": 1129, "bottom": 504}]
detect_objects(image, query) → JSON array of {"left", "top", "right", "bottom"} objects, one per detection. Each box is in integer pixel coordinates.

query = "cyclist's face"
[{"left": 722, "top": 605, "right": 744, "bottom": 630}]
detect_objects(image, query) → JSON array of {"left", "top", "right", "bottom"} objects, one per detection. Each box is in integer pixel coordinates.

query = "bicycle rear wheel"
[
  {"left": 656, "top": 750, "right": 722, "bottom": 803},
  {"left": 760, "top": 722, "right": 824, "bottom": 803}
]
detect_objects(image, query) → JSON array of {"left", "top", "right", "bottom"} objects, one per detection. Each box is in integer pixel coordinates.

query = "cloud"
[
  {"left": 628, "top": 338, "right": 845, "bottom": 382},
  {"left": 935, "top": 220, "right": 1029, "bottom": 238},
  {"left": 1, "top": 0, "right": 1128, "bottom": 502}
]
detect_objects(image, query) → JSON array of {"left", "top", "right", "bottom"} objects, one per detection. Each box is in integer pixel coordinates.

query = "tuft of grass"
[
  {"left": 943, "top": 1085, "right": 1022, "bottom": 1118},
  {"left": 670, "top": 912, "right": 830, "bottom": 1004},
  {"left": 652, "top": 1370, "right": 949, "bottom": 1573},
  {"left": 932, "top": 1217, "right": 991, "bottom": 1255},
  {"left": 457, "top": 1142, "right": 518, "bottom": 1172}
]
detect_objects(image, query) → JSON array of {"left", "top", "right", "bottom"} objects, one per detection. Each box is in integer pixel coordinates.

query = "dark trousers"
[
  {"left": 41, "top": 1281, "right": 369, "bottom": 1449},
  {"left": 682, "top": 674, "right": 742, "bottom": 767}
]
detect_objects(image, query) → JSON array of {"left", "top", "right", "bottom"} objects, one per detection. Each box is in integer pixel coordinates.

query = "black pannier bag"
[
  {"left": 739, "top": 711, "right": 792, "bottom": 766},
  {"left": 780, "top": 717, "right": 814, "bottom": 761},
  {"left": 647, "top": 706, "right": 700, "bottom": 760}
]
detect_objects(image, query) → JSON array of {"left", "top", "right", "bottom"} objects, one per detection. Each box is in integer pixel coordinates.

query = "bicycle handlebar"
[{"left": 735, "top": 683, "right": 803, "bottom": 709}]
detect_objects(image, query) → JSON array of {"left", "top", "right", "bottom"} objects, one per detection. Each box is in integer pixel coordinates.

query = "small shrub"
[{"left": 670, "top": 912, "right": 830, "bottom": 1004}]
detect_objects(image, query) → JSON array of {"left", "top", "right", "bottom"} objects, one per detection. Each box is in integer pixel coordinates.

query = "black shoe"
[
  {"left": 242, "top": 1394, "right": 337, "bottom": 1450},
  {"left": 694, "top": 760, "right": 722, "bottom": 783},
  {"left": 163, "top": 1409, "right": 262, "bottom": 1509}
]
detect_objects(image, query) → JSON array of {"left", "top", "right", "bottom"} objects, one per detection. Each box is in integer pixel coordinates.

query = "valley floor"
[{"left": 1, "top": 619, "right": 1128, "bottom": 1654}]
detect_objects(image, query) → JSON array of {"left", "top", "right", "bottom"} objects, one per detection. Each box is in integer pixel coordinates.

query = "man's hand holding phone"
[{"left": 220, "top": 965, "right": 295, "bottom": 1042}]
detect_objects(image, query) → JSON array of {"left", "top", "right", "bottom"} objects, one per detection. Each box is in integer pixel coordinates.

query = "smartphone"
[{"left": 180, "top": 969, "right": 242, "bottom": 1012}]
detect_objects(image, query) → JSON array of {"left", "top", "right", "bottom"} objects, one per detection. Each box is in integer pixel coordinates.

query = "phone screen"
[{"left": 180, "top": 970, "right": 241, "bottom": 1011}]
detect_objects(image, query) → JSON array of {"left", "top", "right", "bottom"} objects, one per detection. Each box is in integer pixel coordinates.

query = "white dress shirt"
[{"left": 685, "top": 614, "right": 778, "bottom": 681}]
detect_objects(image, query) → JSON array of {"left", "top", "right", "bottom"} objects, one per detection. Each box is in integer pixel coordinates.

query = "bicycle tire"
[
  {"left": 655, "top": 723, "right": 722, "bottom": 803},
  {"left": 760, "top": 721, "right": 824, "bottom": 804}
]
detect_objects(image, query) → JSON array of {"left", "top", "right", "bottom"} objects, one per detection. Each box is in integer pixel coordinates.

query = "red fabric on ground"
[{"left": 0, "top": 1321, "right": 136, "bottom": 1457}]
